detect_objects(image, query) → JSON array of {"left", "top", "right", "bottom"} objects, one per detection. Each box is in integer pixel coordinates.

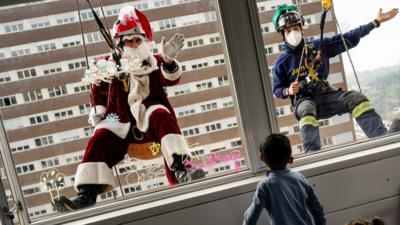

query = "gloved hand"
[
  {"left": 88, "top": 110, "right": 105, "bottom": 126},
  {"left": 161, "top": 33, "right": 185, "bottom": 63}
]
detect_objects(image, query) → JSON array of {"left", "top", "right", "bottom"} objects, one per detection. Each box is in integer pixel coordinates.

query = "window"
[
  {"left": 43, "top": 67, "right": 62, "bottom": 75},
  {"left": 48, "top": 85, "right": 67, "bottom": 97},
  {"left": 74, "top": 84, "right": 91, "bottom": 93},
  {"left": 187, "top": 38, "right": 204, "bottom": 48},
  {"left": 133, "top": 2, "right": 148, "bottom": 10},
  {"left": 0, "top": 76, "right": 11, "bottom": 83},
  {"left": 276, "top": 107, "right": 285, "bottom": 116},
  {"left": 182, "top": 128, "right": 200, "bottom": 137},
  {"left": 192, "top": 62, "right": 208, "bottom": 70},
  {"left": 210, "top": 36, "right": 221, "bottom": 43},
  {"left": 23, "top": 187, "right": 40, "bottom": 196},
  {"left": 1, "top": 2, "right": 257, "bottom": 222},
  {"left": 29, "top": 114, "right": 49, "bottom": 125},
  {"left": 35, "top": 136, "right": 54, "bottom": 147},
  {"left": 84, "top": 127, "right": 95, "bottom": 136},
  {"left": 200, "top": 102, "right": 218, "bottom": 112},
  {"left": 54, "top": 109, "right": 73, "bottom": 120},
  {"left": 17, "top": 69, "right": 37, "bottom": 79},
  {"left": 16, "top": 164, "right": 35, "bottom": 175},
  {"left": 68, "top": 61, "right": 87, "bottom": 70},
  {"left": 223, "top": 100, "right": 233, "bottom": 107},
  {"left": 106, "top": 8, "right": 120, "bottom": 16},
  {"left": 79, "top": 104, "right": 91, "bottom": 114},
  {"left": 56, "top": 12, "right": 75, "bottom": 24},
  {"left": 31, "top": 21, "right": 50, "bottom": 29},
  {"left": 11, "top": 48, "right": 30, "bottom": 57},
  {"left": 218, "top": 75, "right": 229, "bottom": 86},
  {"left": 261, "top": 25, "right": 269, "bottom": 33},
  {"left": 23, "top": 89, "right": 43, "bottom": 102},
  {"left": 191, "top": 149, "right": 205, "bottom": 156},
  {"left": 265, "top": 46, "right": 273, "bottom": 55},
  {"left": 86, "top": 32, "right": 105, "bottom": 43},
  {"left": 37, "top": 43, "right": 56, "bottom": 52},
  {"left": 204, "top": 11, "right": 216, "bottom": 22},
  {"left": 278, "top": 44, "right": 284, "bottom": 52},
  {"left": 196, "top": 81, "right": 213, "bottom": 91},
  {"left": 11, "top": 145, "right": 30, "bottom": 153},
  {"left": 124, "top": 185, "right": 142, "bottom": 194},
  {"left": 231, "top": 140, "right": 242, "bottom": 147},
  {"left": 154, "top": 0, "right": 172, "bottom": 8},
  {"left": 214, "top": 59, "right": 224, "bottom": 65},
  {"left": 0, "top": 96, "right": 17, "bottom": 108},
  {"left": 63, "top": 40, "right": 81, "bottom": 48},
  {"left": 205, "top": 123, "right": 221, "bottom": 132},
  {"left": 41, "top": 158, "right": 59, "bottom": 168},
  {"left": 4, "top": 23, "right": 24, "bottom": 33},
  {"left": 81, "top": 10, "right": 99, "bottom": 21},
  {"left": 159, "top": 18, "right": 176, "bottom": 30}
]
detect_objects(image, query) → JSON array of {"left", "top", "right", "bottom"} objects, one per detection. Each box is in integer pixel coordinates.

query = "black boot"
[
  {"left": 53, "top": 184, "right": 103, "bottom": 212},
  {"left": 171, "top": 154, "right": 206, "bottom": 183},
  {"left": 389, "top": 118, "right": 400, "bottom": 133}
]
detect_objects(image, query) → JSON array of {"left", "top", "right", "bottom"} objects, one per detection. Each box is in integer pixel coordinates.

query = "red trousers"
[{"left": 79, "top": 109, "right": 182, "bottom": 190}]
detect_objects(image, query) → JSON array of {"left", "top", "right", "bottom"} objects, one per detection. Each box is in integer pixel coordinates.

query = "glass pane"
[
  {"left": 0, "top": 0, "right": 249, "bottom": 222},
  {"left": 257, "top": 0, "right": 400, "bottom": 156}
]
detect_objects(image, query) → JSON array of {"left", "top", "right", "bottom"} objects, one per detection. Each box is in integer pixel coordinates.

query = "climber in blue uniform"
[{"left": 272, "top": 5, "right": 399, "bottom": 152}]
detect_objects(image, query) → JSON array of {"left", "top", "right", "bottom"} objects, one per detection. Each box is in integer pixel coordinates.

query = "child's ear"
[
  {"left": 288, "top": 156, "right": 294, "bottom": 164},
  {"left": 259, "top": 154, "right": 264, "bottom": 161}
]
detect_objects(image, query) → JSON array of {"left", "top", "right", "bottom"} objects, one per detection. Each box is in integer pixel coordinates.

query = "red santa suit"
[{"left": 74, "top": 53, "right": 189, "bottom": 193}]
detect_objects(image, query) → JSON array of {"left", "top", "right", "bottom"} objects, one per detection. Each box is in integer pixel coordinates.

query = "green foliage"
[{"left": 345, "top": 65, "right": 400, "bottom": 120}]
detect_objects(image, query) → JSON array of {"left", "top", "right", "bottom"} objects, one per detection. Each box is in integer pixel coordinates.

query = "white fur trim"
[
  {"left": 134, "top": 104, "right": 170, "bottom": 133},
  {"left": 122, "top": 34, "right": 144, "bottom": 42},
  {"left": 161, "top": 134, "right": 191, "bottom": 168},
  {"left": 74, "top": 162, "right": 116, "bottom": 193},
  {"left": 88, "top": 105, "right": 107, "bottom": 126},
  {"left": 118, "top": 6, "right": 139, "bottom": 21},
  {"left": 94, "top": 120, "right": 131, "bottom": 139},
  {"left": 161, "top": 60, "right": 182, "bottom": 81},
  {"left": 92, "top": 105, "right": 106, "bottom": 115}
]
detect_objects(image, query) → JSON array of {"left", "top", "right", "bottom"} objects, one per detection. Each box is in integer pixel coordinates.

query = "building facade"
[{"left": 0, "top": 0, "right": 353, "bottom": 221}]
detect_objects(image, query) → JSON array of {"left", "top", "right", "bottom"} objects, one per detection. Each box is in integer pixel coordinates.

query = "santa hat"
[{"left": 112, "top": 6, "right": 153, "bottom": 43}]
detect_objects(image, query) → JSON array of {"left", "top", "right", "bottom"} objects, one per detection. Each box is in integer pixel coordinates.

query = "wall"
[{"left": 63, "top": 143, "right": 400, "bottom": 225}]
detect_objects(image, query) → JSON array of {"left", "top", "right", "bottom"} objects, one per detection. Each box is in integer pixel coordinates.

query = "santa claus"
[{"left": 53, "top": 5, "right": 205, "bottom": 212}]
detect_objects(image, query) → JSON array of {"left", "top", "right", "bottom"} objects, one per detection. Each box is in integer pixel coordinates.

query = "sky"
[{"left": 332, "top": 0, "right": 400, "bottom": 72}]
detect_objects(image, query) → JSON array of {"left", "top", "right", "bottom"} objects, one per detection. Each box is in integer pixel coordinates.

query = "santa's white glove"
[
  {"left": 161, "top": 33, "right": 185, "bottom": 62},
  {"left": 88, "top": 110, "right": 105, "bottom": 126}
]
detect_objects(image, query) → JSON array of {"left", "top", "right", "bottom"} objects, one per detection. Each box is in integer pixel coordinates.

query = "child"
[
  {"left": 345, "top": 216, "right": 385, "bottom": 225},
  {"left": 243, "top": 133, "right": 326, "bottom": 225}
]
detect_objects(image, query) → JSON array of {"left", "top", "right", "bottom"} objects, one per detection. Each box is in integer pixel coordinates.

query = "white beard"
[
  {"left": 122, "top": 42, "right": 158, "bottom": 75},
  {"left": 122, "top": 42, "right": 153, "bottom": 63}
]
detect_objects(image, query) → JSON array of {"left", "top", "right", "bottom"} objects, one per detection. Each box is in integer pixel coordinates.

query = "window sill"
[{"left": 35, "top": 134, "right": 400, "bottom": 225}]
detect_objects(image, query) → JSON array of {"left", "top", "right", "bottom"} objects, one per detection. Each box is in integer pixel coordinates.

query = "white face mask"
[{"left": 286, "top": 30, "right": 303, "bottom": 47}]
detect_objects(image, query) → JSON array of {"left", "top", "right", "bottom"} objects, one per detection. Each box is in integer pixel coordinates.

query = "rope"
[
  {"left": 76, "top": 0, "right": 96, "bottom": 113},
  {"left": 98, "top": 0, "right": 113, "bottom": 38},
  {"left": 331, "top": 7, "right": 362, "bottom": 93}
]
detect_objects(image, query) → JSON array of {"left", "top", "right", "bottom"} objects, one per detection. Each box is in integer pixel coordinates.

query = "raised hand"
[
  {"left": 161, "top": 33, "right": 185, "bottom": 63},
  {"left": 376, "top": 8, "right": 399, "bottom": 24}
]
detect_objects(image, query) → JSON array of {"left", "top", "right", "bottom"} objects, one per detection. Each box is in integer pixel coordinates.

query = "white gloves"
[
  {"left": 161, "top": 33, "right": 185, "bottom": 62},
  {"left": 88, "top": 109, "right": 105, "bottom": 126}
]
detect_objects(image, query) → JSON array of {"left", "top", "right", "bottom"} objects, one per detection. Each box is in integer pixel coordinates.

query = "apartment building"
[{"left": 0, "top": 0, "right": 353, "bottom": 220}]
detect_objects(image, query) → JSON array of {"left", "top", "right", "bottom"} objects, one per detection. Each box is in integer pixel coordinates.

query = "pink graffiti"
[{"left": 185, "top": 150, "right": 242, "bottom": 173}]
